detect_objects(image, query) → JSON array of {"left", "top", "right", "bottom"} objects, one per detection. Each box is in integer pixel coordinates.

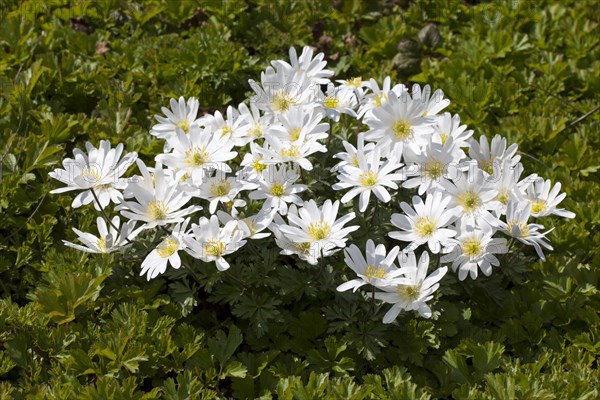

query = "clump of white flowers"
[{"left": 50, "top": 46, "right": 575, "bottom": 325}]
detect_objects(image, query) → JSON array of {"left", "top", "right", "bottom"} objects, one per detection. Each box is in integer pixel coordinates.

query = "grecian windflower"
[
  {"left": 140, "top": 219, "right": 189, "bottom": 280},
  {"left": 196, "top": 173, "right": 257, "bottom": 214},
  {"left": 335, "top": 76, "right": 369, "bottom": 101},
  {"left": 271, "top": 45, "right": 333, "bottom": 86},
  {"left": 336, "top": 240, "right": 401, "bottom": 293},
  {"left": 389, "top": 192, "right": 459, "bottom": 254},
  {"left": 522, "top": 178, "right": 576, "bottom": 219},
  {"left": 150, "top": 96, "right": 200, "bottom": 144},
  {"left": 218, "top": 206, "right": 276, "bottom": 240},
  {"left": 184, "top": 215, "right": 246, "bottom": 271},
  {"left": 63, "top": 216, "right": 137, "bottom": 254},
  {"left": 375, "top": 251, "right": 447, "bottom": 322},
  {"left": 401, "top": 137, "right": 462, "bottom": 196},
  {"left": 357, "top": 76, "right": 407, "bottom": 119},
  {"left": 267, "top": 105, "right": 329, "bottom": 143},
  {"left": 156, "top": 126, "right": 237, "bottom": 186},
  {"left": 491, "top": 160, "right": 533, "bottom": 215},
  {"left": 276, "top": 199, "right": 359, "bottom": 253},
  {"left": 260, "top": 132, "right": 326, "bottom": 171},
  {"left": 363, "top": 90, "right": 436, "bottom": 159},
  {"left": 499, "top": 201, "right": 554, "bottom": 261},
  {"left": 411, "top": 84, "right": 450, "bottom": 117},
  {"left": 431, "top": 112, "right": 473, "bottom": 150},
  {"left": 441, "top": 223, "right": 508, "bottom": 281},
  {"left": 117, "top": 160, "right": 201, "bottom": 229},
  {"left": 200, "top": 105, "right": 250, "bottom": 147},
  {"left": 317, "top": 83, "right": 358, "bottom": 122},
  {"left": 49, "top": 140, "right": 137, "bottom": 210},
  {"left": 469, "top": 134, "right": 520, "bottom": 175},
  {"left": 238, "top": 102, "right": 271, "bottom": 141},
  {"left": 332, "top": 133, "right": 375, "bottom": 173},
  {"left": 248, "top": 165, "right": 306, "bottom": 216},
  {"left": 441, "top": 166, "right": 502, "bottom": 227},
  {"left": 333, "top": 147, "right": 403, "bottom": 212}
]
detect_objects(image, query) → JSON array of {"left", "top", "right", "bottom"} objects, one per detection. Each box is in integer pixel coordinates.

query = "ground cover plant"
[{"left": 1, "top": 0, "right": 599, "bottom": 399}]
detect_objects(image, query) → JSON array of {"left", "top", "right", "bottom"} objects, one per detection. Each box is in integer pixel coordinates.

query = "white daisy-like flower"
[
  {"left": 335, "top": 76, "right": 369, "bottom": 101},
  {"left": 331, "top": 134, "right": 375, "bottom": 173},
  {"left": 140, "top": 219, "right": 189, "bottom": 280},
  {"left": 318, "top": 83, "right": 358, "bottom": 122},
  {"left": 441, "top": 223, "right": 508, "bottom": 281},
  {"left": 375, "top": 251, "right": 447, "bottom": 322},
  {"left": 469, "top": 134, "right": 520, "bottom": 176},
  {"left": 156, "top": 126, "right": 237, "bottom": 186},
  {"left": 150, "top": 97, "right": 200, "bottom": 144},
  {"left": 184, "top": 215, "right": 246, "bottom": 271},
  {"left": 363, "top": 90, "right": 436, "bottom": 159},
  {"left": 260, "top": 132, "right": 326, "bottom": 171},
  {"left": 272, "top": 45, "right": 333, "bottom": 86},
  {"left": 267, "top": 105, "right": 329, "bottom": 143},
  {"left": 248, "top": 165, "right": 306, "bottom": 215},
  {"left": 276, "top": 199, "right": 359, "bottom": 254},
  {"left": 389, "top": 192, "right": 459, "bottom": 254},
  {"left": 412, "top": 84, "right": 450, "bottom": 117},
  {"left": 336, "top": 240, "right": 401, "bottom": 293},
  {"left": 218, "top": 206, "right": 277, "bottom": 240},
  {"left": 196, "top": 173, "right": 257, "bottom": 214},
  {"left": 441, "top": 166, "right": 502, "bottom": 227},
  {"left": 117, "top": 160, "right": 201, "bottom": 229},
  {"left": 238, "top": 102, "right": 271, "bottom": 141},
  {"left": 499, "top": 200, "right": 554, "bottom": 261},
  {"left": 522, "top": 178, "right": 575, "bottom": 219},
  {"left": 357, "top": 76, "right": 407, "bottom": 119},
  {"left": 49, "top": 140, "right": 137, "bottom": 210},
  {"left": 63, "top": 216, "right": 137, "bottom": 253},
  {"left": 333, "top": 146, "right": 403, "bottom": 212},
  {"left": 431, "top": 112, "right": 473, "bottom": 150}
]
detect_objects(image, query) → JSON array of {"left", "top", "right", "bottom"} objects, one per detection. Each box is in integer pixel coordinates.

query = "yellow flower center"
[
  {"left": 271, "top": 91, "right": 296, "bottom": 112},
  {"left": 457, "top": 190, "right": 482, "bottom": 213},
  {"left": 156, "top": 237, "right": 179, "bottom": 258},
  {"left": 463, "top": 238, "right": 483, "bottom": 258},
  {"left": 359, "top": 170, "right": 378, "bottom": 187},
  {"left": 351, "top": 156, "right": 359, "bottom": 167},
  {"left": 180, "top": 172, "right": 191, "bottom": 182},
  {"left": 147, "top": 200, "right": 169, "bottom": 221},
  {"left": 397, "top": 283, "right": 421, "bottom": 302},
  {"left": 289, "top": 127, "right": 302, "bottom": 141},
  {"left": 530, "top": 199, "right": 547, "bottom": 215},
  {"left": 497, "top": 189, "right": 510, "bottom": 205},
  {"left": 271, "top": 183, "right": 285, "bottom": 197},
  {"left": 185, "top": 147, "right": 210, "bottom": 167},
  {"left": 96, "top": 236, "right": 107, "bottom": 252},
  {"left": 210, "top": 180, "right": 231, "bottom": 197},
  {"left": 424, "top": 158, "right": 444, "bottom": 179},
  {"left": 221, "top": 124, "right": 232, "bottom": 137},
  {"left": 243, "top": 219, "right": 257, "bottom": 234},
  {"left": 203, "top": 239, "right": 226, "bottom": 258},
  {"left": 81, "top": 167, "right": 101, "bottom": 183},
  {"left": 373, "top": 93, "right": 388, "bottom": 107},
  {"left": 307, "top": 220, "right": 331, "bottom": 241},
  {"left": 440, "top": 133, "right": 449, "bottom": 145},
  {"left": 324, "top": 96, "right": 339, "bottom": 109},
  {"left": 507, "top": 219, "right": 530, "bottom": 237},
  {"left": 176, "top": 119, "right": 190, "bottom": 133},
  {"left": 253, "top": 158, "right": 267, "bottom": 173},
  {"left": 345, "top": 77, "right": 362, "bottom": 88},
  {"left": 249, "top": 123, "right": 263, "bottom": 138},
  {"left": 478, "top": 158, "right": 495, "bottom": 175},
  {"left": 414, "top": 217, "right": 436, "bottom": 238},
  {"left": 364, "top": 265, "right": 386, "bottom": 280},
  {"left": 392, "top": 119, "right": 412, "bottom": 140},
  {"left": 295, "top": 242, "right": 312, "bottom": 255},
  {"left": 280, "top": 146, "right": 301, "bottom": 158}
]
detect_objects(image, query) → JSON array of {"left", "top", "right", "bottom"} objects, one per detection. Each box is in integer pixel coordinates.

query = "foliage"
[{"left": 1, "top": 0, "right": 599, "bottom": 398}]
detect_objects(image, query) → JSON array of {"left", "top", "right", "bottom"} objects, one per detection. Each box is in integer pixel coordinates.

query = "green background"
[{"left": 0, "top": 0, "right": 598, "bottom": 398}]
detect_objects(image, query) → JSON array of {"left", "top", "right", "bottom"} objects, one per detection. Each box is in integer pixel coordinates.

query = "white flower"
[
  {"left": 151, "top": 97, "right": 200, "bottom": 144},
  {"left": 335, "top": 76, "right": 368, "bottom": 101},
  {"left": 49, "top": 140, "right": 137, "bottom": 210},
  {"left": 260, "top": 132, "right": 326, "bottom": 171},
  {"left": 239, "top": 142, "right": 269, "bottom": 181},
  {"left": 238, "top": 102, "right": 271, "bottom": 141},
  {"left": 331, "top": 134, "right": 375, "bottom": 173},
  {"left": 363, "top": 90, "right": 436, "bottom": 159},
  {"left": 218, "top": 206, "right": 276, "bottom": 240},
  {"left": 522, "top": 178, "right": 575, "bottom": 219},
  {"left": 276, "top": 199, "right": 359, "bottom": 254},
  {"left": 375, "top": 251, "right": 447, "bottom": 322},
  {"left": 196, "top": 173, "right": 257, "bottom": 214},
  {"left": 63, "top": 216, "right": 137, "bottom": 253},
  {"left": 336, "top": 240, "right": 401, "bottom": 292},
  {"left": 401, "top": 137, "right": 463, "bottom": 196},
  {"left": 499, "top": 200, "right": 554, "bottom": 261},
  {"left": 431, "top": 112, "right": 473, "bottom": 151},
  {"left": 267, "top": 105, "right": 329, "bottom": 143},
  {"left": 140, "top": 219, "right": 189, "bottom": 280},
  {"left": 200, "top": 105, "right": 250, "bottom": 147},
  {"left": 357, "top": 76, "right": 407, "bottom": 119},
  {"left": 248, "top": 165, "right": 306, "bottom": 215},
  {"left": 156, "top": 126, "right": 237, "bottom": 186},
  {"left": 333, "top": 146, "right": 403, "bottom": 212},
  {"left": 117, "top": 160, "right": 201, "bottom": 229},
  {"left": 272, "top": 45, "right": 333, "bottom": 86},
  {"left": 441, "top": 223, "right": 508, "bottom": 280},
  {"left": 389, "top": 192, "right": 459, "bottom": 253},
  {"left": 441, "top": 166, "right": 502, "bottom": 227},
  {"left": 469, "top": 134, "right": 520, "bottom": 175},
  {"left": 491, "top": 160, "right": 533, "bottom": 215},
  {"left": 318, "top": 83, "right": 358, "bottom": 122},
  {"left": 184, "top": 215, "right": 246, "bottom": 271},
  {"left": 411, "top": 84, "right": 450, "bottom": 117}
]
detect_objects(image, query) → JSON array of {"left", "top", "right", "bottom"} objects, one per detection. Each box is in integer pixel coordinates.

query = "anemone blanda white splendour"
[{"left": 50, "top": 46, "right": 575, "bottom": 324}]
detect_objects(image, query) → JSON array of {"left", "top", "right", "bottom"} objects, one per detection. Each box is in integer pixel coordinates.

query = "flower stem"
[{"left": 90, "top": 188, "right": 133, "bottom": 244}]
